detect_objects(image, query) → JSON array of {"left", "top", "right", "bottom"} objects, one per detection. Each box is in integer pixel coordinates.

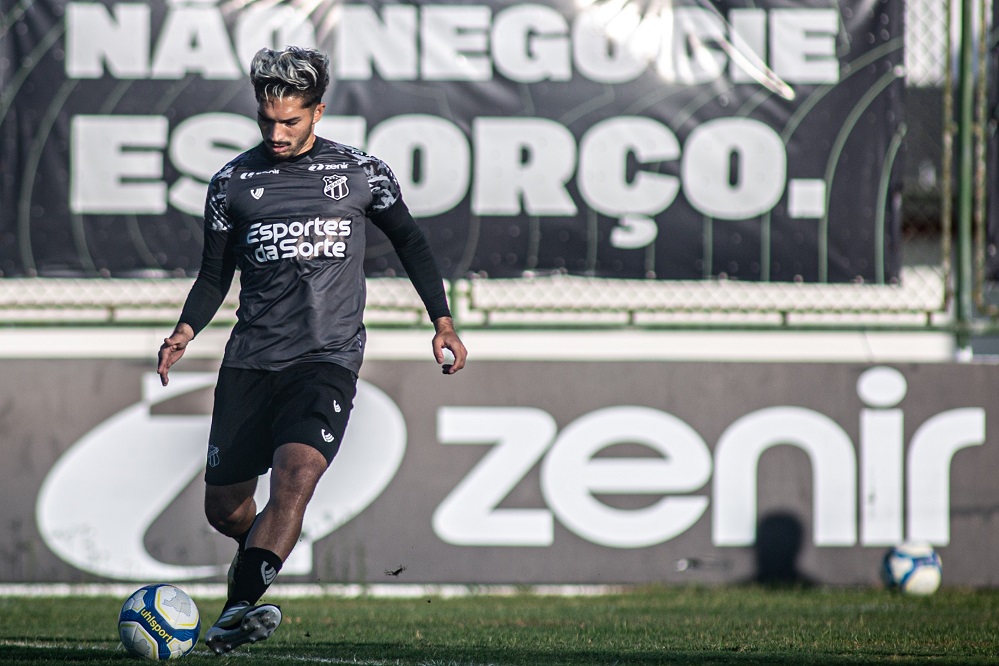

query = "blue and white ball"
[
  {"left": 881, "top": 542, "right": 942, "bottom": 596},
  {"left": 118, "top": 584, "right": 201, "bottom": 660}
]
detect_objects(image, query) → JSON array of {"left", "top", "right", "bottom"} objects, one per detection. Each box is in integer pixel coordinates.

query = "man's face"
[{"left": 257, "top": 95, "right": 325, "bottom": 160}]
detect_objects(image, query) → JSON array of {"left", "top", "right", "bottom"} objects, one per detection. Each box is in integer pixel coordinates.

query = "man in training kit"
[{"left": 156, "top": 45, "right": 467, "bottom": 655}]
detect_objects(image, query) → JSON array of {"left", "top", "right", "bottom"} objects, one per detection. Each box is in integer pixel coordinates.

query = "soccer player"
[{"left": 156, "top": 45, "right": 467, "bottom": 655}]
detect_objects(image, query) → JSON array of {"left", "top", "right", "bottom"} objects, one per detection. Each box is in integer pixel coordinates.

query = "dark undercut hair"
[{"left": 249, "top": 46, "right": 330, "bottom": 108}]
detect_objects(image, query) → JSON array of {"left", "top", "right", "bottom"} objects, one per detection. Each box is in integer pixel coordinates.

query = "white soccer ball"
[
  {"left": 118, "top": 584, "right": 201, "bottom": 660},
  {"left": 881, "top": 541, "right": 942, "bottom": 596}
]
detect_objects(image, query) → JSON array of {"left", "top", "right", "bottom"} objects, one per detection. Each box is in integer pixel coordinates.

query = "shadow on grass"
[
  {"left": 4, "top": 642, "right": 985, "bottom": 665},
  {"left": 272, "top": 641, "right": 995, "bottom": 666},
  {"left": 0, "top": 644, "right": 125, "bottom": 664}
]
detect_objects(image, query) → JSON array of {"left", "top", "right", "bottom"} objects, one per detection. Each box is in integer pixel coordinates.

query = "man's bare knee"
[
  {"left": 267, "top": 443, "right": 328, "bottom": 510},
  {"left": 205, "top": 480, "right": 257, "bottom": 536}
]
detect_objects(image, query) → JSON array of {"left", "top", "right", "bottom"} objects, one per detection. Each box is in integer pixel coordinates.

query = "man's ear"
[{"left": 313, "top": 102, "right": 326, "bottom": 125}]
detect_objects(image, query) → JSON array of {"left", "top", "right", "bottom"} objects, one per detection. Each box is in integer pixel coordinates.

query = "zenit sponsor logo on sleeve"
[
  {"left": 240, "top": 169, "right": 280, "bottom": 179},
  {"left": 246, "top": 217, "right": 352, "bottom": 262},
  {"left": 308, "top": 163, "right": 349, "bottom": 171}
]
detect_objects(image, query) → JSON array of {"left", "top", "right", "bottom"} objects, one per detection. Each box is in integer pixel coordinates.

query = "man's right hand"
[{"left": 157, "top": 323, "right": 195, "bottom": 386}]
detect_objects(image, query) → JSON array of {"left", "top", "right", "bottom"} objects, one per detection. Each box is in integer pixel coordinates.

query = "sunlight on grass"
[{"left": 0, "top": 586, "right": 996, "bottom": 665}]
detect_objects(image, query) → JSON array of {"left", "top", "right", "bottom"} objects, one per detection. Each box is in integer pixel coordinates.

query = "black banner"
[{"left": 0, "top": 0, "right": 904, "bottom": 281}]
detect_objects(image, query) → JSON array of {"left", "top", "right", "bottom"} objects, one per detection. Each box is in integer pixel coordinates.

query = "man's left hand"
[{"left": 432, "top": 316, "right": 467, "bottom": 375}]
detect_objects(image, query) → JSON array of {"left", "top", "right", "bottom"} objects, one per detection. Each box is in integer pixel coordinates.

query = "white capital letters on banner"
[
  {"left": 682, "top": 118, "right": 787, "bottom": 220},
  {"left": 65, "top": 3, "right": 150, "bottom": 78},
  {"left": 578, "top": 117, "right": 681, "bottom": 216},
  {"left": 472, "top": 118, "right": 578, "bottom": 216},
  {"left": 368, "top": 115, "right": 471, "bottom": 217},
  {"left": 70, "top": 115, "right": 168, "bottom": 214}
]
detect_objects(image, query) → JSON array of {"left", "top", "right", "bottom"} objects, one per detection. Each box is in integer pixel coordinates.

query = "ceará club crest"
[{"left": 323, "top": 174, "right": 348, "bottom": 200}]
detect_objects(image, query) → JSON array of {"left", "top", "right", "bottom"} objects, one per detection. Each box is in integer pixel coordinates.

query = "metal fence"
[{"left": 0, "top": 0, "right": 984, "bottom": 332}]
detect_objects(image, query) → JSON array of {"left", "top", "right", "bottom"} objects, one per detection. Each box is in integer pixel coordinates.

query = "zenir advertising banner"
[
  {"left": 0, "top": 0, "right": 903, "bottom": 282},
  {"left": 0, "top": 359, "right": 995, "bottom": 587}
]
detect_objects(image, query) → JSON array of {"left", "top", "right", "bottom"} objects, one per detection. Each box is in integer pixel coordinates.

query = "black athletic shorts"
[{"left": 205, "top": 361, "right": 357, "bottom": 486}]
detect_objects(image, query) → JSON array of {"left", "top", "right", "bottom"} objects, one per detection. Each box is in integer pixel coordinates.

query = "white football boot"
[{"left": 204, "top": 601, "right": 282, "bottom": 655}]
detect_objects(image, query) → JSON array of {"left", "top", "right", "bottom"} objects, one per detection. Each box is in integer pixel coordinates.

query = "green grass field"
[{"left": 0, "top": 586, "right": 996, "bottom": 665}]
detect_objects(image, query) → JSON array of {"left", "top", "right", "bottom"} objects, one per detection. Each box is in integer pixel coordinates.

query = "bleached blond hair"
[{"left": 249, "top": 46, "right": 329, "bottom": 108}]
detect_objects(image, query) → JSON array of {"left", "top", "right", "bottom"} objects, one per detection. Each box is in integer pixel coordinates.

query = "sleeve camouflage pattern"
[
  {"left": 346, "top": 146, "right": 401, "bottom": 213},
  {"left": 204, "top": 158, "right": 239, "bottom": 232}
]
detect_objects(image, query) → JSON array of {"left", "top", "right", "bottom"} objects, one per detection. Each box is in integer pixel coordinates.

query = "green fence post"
[{"left": 955, "top": 0, "right": 976, "bottom": 353}]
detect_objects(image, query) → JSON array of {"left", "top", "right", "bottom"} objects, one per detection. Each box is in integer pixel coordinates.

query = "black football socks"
[{"left": 227, "top": 547, "right": 283, "bottom": 609}]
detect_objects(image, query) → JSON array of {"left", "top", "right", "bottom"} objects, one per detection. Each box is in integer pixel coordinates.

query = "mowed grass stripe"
[{"left": 0, "top": 586, "right": 996, "bottom": 665}]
